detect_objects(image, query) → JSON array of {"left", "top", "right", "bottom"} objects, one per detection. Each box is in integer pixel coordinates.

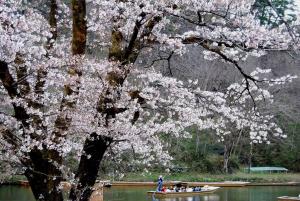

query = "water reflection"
[
  {"left": 148, "top": 187, "right": 300, "bottom": 201},
  {"left": 1, "top": 185, "right": 300, "bottom": 201},
  {"left": 0, "top": 185, "right": 35, "bottom": 201}
]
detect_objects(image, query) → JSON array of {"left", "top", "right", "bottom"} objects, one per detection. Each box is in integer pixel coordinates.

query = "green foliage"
[
  {"left": 167, "top": 114, "right": 300, "bottom": 173},
  {"left": 252, "top": 122, "right": 300, "bottom": 172},
  {"left": 166, "top": 127, "right": 241, "bottom": 174},
  {"left": 252, "top": 0, "right": 297, "bottom": 28}
]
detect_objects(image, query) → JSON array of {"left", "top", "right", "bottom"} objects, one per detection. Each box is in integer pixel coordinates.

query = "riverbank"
[
  {"left": 1, "top": 172, "right": 300, "bottom": 186},
  {"left": 112, "top": 172, "right": 300, "bottom": 184},
  {"left": 111, "top": 181, "right": 250, "bottom": 187}
]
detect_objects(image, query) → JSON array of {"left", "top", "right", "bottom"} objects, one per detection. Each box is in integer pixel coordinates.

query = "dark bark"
[
  {"left": 15, "top": 55, "right": 30, "bottom": 96},
  {"left": 0, "top": 60, "right": 63, "bottom": 201},
  {"left": 72, "top": 0, "right": 87, "bottom": 55},
  {"left": 1, "top": 1, "right": 64, "bottom": 200},
  {"left": 108, "top": 15, "right": 161, "bottom": 65},
  {"left": 108, "top": 30, "right": 124, "bottom": 61},
  {"left": 25, "top": 149, "right": 63, "bottom": 201},
  {"left": 67, "top": 13, "right": 164, "bottom": 201},
  {"left": 0, "top": 60, "right": 30, "bottom": 126},
  {"left": 0, "top": 60, "right": 19, "bottom": 98},
  {"left": 123, "top": 18, "right": 142, "bottom": 64},
  {"left": 69, "top": 134, "right": 112, "bottom": 201},
  {"left": 48, "top": 0, "right": 58, "bottom": 47}
]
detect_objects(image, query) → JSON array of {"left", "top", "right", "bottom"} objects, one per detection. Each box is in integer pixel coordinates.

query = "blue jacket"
[{"left": 157, "top": 178, "right": 163, "bottom": 192}]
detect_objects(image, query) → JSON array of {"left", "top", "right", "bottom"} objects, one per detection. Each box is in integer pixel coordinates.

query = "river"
[{"left": 0, "top": 185, "right": 299, "bottom": 201}]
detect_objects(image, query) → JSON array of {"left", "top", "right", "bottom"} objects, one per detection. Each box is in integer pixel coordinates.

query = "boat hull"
[
  {"left": 278, "top": 196, "right": 300, "bottom": 201},
  {"left": 147, "top": 187, "right": 220, "bottom": 198}
]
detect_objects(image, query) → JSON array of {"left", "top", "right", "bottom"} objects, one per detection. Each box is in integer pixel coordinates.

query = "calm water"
[{"left": 0, "top": 185, "right": 300, "bottom": 201}]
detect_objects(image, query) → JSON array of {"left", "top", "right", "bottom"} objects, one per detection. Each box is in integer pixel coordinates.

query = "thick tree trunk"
[
  {"left": 25, "top": 170, "right": 63, "bottom": 201},
  {"left": 25, "top": 149, "right": 63, "bottom": 201},
  {"left": 69, "top": 134, "right": 112, "bottom": 201},
  {"left": 72, "top": 0, "right": 87, "bottom": 55}
]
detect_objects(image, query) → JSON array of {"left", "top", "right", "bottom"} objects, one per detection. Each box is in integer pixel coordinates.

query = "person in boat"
[
  {"left": 194, "top": 186, "right": 201, "bottom": 191},
  {"left": 179, "top": 187, "right": 186, "bottom": 192},
  {"left": 174, "top": 186, "right": 179, "bottom": 192},
  {"left": 170, "top": 186, "right": 174, "bottom": 192},
  {"left": 186, "top": 187, "right": 193, "bottom": 192},
  {"left": 156, "top": 175, "right": 163, "bottom": 192}
]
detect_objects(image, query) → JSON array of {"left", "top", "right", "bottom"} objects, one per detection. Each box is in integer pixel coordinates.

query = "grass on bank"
[
  {"left": 113, "top": 172, "right": 300, "bottom": 183},
  {"left": 2, "top": 172, "right": 300, "bottom": 185}
]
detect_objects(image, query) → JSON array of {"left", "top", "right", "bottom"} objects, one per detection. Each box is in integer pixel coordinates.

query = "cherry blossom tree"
[
  {"left": 0, "top": 0, "right": 299, "bottom": 201},
  {"left": 209, "top": 69, "right": 297, "bottom": 173}
]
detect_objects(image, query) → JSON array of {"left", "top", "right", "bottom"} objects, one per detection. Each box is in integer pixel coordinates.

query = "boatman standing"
[{"left": 157, "top": 175, "right": 163, "bottom": 192}]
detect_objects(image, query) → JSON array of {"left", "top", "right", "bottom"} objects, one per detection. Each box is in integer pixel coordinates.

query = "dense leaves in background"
[
  {"left": 251, "top": 122, "right": 300, "bottom": 172},
  {"left": 161, "top": 122, "right": 300, "bottom": 174}
]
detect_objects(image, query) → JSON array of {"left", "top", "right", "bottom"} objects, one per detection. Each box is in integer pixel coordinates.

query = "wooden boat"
[
  {"left": 147, "top": 186, "right": 220, "bottom": 198},
  {"left": 278, "top": 196, "right": 300, "bottom": 201}
]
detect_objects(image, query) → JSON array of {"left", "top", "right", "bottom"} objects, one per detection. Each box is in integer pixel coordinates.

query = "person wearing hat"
[{"left": 157, "top": 175, "right": 163, "bottom": 192}]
